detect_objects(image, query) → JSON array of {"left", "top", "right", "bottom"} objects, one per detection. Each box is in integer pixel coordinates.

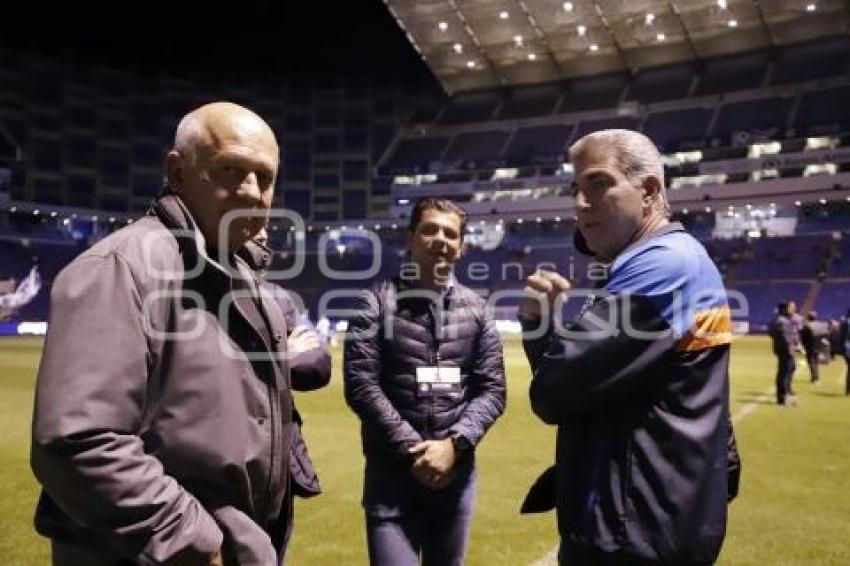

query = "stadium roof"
[{"left": 384, "top": 0, "right": 850, "bottom": 94}]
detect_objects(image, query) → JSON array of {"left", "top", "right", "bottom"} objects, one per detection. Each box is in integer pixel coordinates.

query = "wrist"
[{"left": 450, "top": 433, "right": 472, "bottom": 457}]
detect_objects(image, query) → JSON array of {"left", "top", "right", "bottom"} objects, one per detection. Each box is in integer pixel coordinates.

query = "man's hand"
[
  {"left": 208, "top": 549, "right": 224, "bottom": 566},
  {"left": 519, "top": 269, "right": 571, "bottom": 320},
  {"left": 287, "top": 325, "right": 321, "bottom": 355},
  {"left": 409, "top": 439, "right": 457, "bottom": 489}
]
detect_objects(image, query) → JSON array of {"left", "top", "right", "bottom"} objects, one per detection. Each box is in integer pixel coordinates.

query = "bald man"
[{"left": 31, "top": 102, "right": 293, "bottom": 565}]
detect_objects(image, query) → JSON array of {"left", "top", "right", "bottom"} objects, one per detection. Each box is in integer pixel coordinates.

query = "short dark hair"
[{"left": 407, "top": 198, "right": 468, "bottom": 238}]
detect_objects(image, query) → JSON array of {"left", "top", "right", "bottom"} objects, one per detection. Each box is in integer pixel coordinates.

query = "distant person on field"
[
  {"left": 770, "top": 302, "right": 798, "bottom": 406},
  {"left": 800, "top": 312, "right": 821, "bottom": 384},
  {"left": 840, "top": 309, "right": 850, "bottom": 395}
]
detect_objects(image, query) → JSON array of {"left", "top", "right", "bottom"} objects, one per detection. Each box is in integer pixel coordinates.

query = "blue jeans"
[{"left": 363, "top": 459, "right": 476, "bottom": 566}]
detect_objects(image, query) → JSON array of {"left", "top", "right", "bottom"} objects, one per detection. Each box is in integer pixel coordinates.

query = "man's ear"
[
  {"left": 164, "top": 151, "right": 184, "bottom": 190},
  {"left": 641, "top": 175, "right": 662, "bottom": 207}
]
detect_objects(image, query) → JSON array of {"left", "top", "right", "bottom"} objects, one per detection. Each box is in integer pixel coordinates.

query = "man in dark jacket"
[
  {"left": 839, "top": 310, "right": 850, "bottom": 395},
  {"left": 344, "top": 198, "right": 506, "bottom": 566},
  {"left": 800, "top": 312, "right": 821, "bottom": 384},
  {"left": 31, "top": 102, "right": 293, "bottom": 565},
  {"left": 770, "top": 302, "right": 798, "bottom": 405},
  {"left": 520, "top": 129, "right": 739, "bottom": 565}
]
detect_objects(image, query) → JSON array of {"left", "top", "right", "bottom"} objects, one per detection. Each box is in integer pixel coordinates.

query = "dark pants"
[
  {"left": 806, "top": 351, "right": 820, "bottom": 383},
  {"left": 363, "top": 460, "right": 476, "bottom": 566},
  {"left": 844, "top": 356, "right": 850, "bottom": 395},
  {"left": 775, "top": 354, "right": 796, "bottom": 404}
]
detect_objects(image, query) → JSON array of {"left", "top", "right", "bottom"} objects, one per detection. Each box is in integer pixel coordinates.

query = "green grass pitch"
[{"left": 2, "top": 335, "right": 849, "bottom": 565}]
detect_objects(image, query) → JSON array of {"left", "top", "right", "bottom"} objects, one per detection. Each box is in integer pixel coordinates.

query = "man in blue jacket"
[
  {"left": 344, "top": 198, "right": 506, "bottom": 566},
  {"left": 520, "top": 129, "right": 740, "bottom": 565}
]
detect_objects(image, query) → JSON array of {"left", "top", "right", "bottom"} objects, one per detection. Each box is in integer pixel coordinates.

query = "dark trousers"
[
  {"left": 775, "top": 354, "right": 796, "bottom": 404},
  {"left": 363, "top": 460, "right": 476, "bottom": 566},
  {"left": 806, "top": 351, "right": 820, "bottom": 383},
  {"left": 844, "top": 356, "right": 850, "bottom": 395}
]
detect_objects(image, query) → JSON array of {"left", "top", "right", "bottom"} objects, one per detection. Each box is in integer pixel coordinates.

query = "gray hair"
[
  {"left": 569, "top": 129, "right": 670, "bottom": 217},
  {"left": 172, "top": 113, "right": 207, "bottom": 167}
]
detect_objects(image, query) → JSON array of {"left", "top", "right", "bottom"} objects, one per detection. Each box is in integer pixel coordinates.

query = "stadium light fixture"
[
  {"left": 50, "top": 211, "right": 57, "bottom": 217},
  {"left": 8, "top": 206, "right": 15, "bottom": 212},
  {"left": 453, "top": 43, "right": 463, "bottom": 53},
  {"left": 514, "top": 35, "right": 523, "bottom": 46},
  {"left": 657, "top": 33, "right": 666, "bottom": 42},
  {"left": 704, "top": 207, "right": 711, "bottom": 213},
  {"left": 794, "top": 201, "right": 802, "bottom": 206},
  {"left": 577, "top": 24, "right": 587, "bottom": 37},
  {"left": 92, "top": 216, "right": 98, "bottom": 221},
  {"left": 589, "top": 43, "right": 599, "bottom": 52},
  {"left": 33, "top": 209, "right": 40, "bottom": 215},
  {"left": 499, "top": 11, "right": 509, "bottom": 19},
  {"left": 717, "top": 0, "right": 728, "bottom": 9},
  {"left": 727, "top": 19, "right": 738, "bottom": 28},
  {"left": 645, "top": 13, "right": 655, "bottom": 26},
  {"left": 467, "top": 60, "right": 476, "bottom": 69},
  {"left": 438, "top": 21, "right": 448, "bottom": 31},
  {"left": 517, "top": 218, "right": 524, "bottom": 224},
  {"left": 806, "top": 3, "right": 817, "bottom": 12},
  {"left": 819, "top": 199, "right": 827, "bottom": 204},
  {"left": 682, "top": 208, "right": 689, "bottom": 214},
  {"left": 528, "top": 53, "right": 537, "bottom": 61},
  {"left": 563, "top": 2, "right": 574, "bottom": 12}
]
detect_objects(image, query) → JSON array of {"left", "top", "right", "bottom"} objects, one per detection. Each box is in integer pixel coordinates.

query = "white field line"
[{"left": 528, "top": 386, "right": 775, "bottom": 566}]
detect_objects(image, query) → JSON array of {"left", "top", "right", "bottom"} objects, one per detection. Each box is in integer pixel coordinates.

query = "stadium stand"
[{"left": 2, "top": 33, "right": 850, "bottom": 334}]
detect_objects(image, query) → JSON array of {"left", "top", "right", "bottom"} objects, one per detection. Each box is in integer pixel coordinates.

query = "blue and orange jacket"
[{"left": 522, "top": 223, "right": 740, "bottom": 565}]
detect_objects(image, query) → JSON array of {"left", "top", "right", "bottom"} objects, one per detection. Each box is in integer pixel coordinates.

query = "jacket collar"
[{"left": 149, "top": 188, "right": 250, "bottom": 281}]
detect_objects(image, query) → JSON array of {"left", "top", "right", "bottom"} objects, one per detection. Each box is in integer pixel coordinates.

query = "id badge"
[{"left": 416, "top": 366, "right": 461, "bottom": 394}]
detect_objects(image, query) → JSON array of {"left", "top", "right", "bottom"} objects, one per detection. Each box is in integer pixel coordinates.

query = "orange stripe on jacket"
[{"left": 675, "top": 305, "right": 732, "bottom": 352}]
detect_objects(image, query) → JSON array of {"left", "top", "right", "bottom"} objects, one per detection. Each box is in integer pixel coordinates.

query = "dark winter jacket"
[
  {"left": 522, "top": 223, "right": 740, "bottom": 565},
  {"left": 343, "top": 276, "right": 506, "bottom": 467},
  {"left": 32, "top": 194, "right": 293, "bottom": 566}
]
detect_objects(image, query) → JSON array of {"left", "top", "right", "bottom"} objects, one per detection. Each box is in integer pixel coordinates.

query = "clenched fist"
[{"left": 519, "top": 269, "right": 571, "bottom": 320}]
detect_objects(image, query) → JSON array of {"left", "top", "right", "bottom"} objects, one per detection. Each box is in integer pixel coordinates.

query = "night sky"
[{"left": 4, "top": 0, "right": 433, "bottom": 85}]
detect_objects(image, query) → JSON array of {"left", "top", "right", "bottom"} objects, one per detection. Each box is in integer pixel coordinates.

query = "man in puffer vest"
[{"left": 344, "top": 198, "right": 507, "bottom": 566}]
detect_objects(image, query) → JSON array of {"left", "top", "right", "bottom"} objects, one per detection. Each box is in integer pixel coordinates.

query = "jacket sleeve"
[
  {"left": 343, "top": 288, "right": 423, "bottom": 460},
  {"left": 523, "top": 293, "right": 675, "bottom": 423},
  {"left": 449, "top": 303, "right": 507, "bottom": 446},
  {"left": 727, "top": 416, "right": 741, "bottom": 502},
  {"left": 31, "top": 253, "right": 223, "bottom": 564},
  {"left": 275, "top": 290, "right": 331, "bottom": 391},
  {"left": 290, "top": 348, "right": 332, "bottom": 391}
]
